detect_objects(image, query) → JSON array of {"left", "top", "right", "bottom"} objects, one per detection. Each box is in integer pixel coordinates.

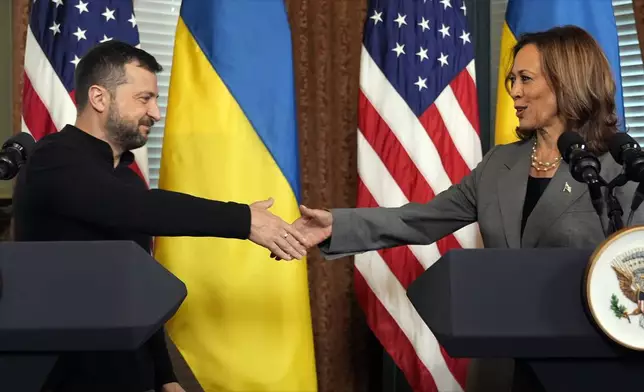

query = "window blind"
[
  {"left": 490, "top": 0, "right": 644, "bottom": 143},
  {"left": 614, "top": 0, "right": 644, "bottom": 141},
  {"left": 133, "top": 0, "right": 181, "bottom": 188}
]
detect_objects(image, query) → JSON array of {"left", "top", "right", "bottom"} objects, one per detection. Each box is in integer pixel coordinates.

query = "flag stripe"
[
  {"left": 433, "top": 83, "right": 481, "bottom": 171},
  {"left": 20, "top": 116, "right": 30, "bottom": 135},
  {"left": 439, "top": 346, "right": 470, "bottom": 391},
  {"left": 357, "top": 179, "right": 426, "bottom": 288},
  {"left": 358, "top": 92, "right": 436, "bottom": 203},
  {"left": 22, "top": 74, "right": 58, "bottom": 140},
  {"left": 24, "top": 26, "right": 77, "bottom": 132},
  {"left": 450, "top": 69, "right": 480, "bottom": 135},
  {"left": 357, "top": 129, "right": 419, "bottom": 208},
  {"left": 357, "top": 127, "right": 446, "bottom": 271},
  {"left": 417, "top": 106, "right": 471, "bottom": 186},
  {"left": 378, "top": 247, "right": 426, "bottom": 290},
  {"left": 354, "top": 269, "right": 440, "bottom": 392},
  {"left": 355, "top": 250, "right": 464, "bottom": 392},
  {"left": 466, "top": 60, "right": 476, "bottom": 85}
]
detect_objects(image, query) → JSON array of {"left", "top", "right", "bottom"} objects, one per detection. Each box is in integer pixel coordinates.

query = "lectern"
[
  {"left": 0, "top": 241, "right": 187, "bottom": 392},
  {"left": 406, "top": 248, "right": 644, "bottom": 392}
]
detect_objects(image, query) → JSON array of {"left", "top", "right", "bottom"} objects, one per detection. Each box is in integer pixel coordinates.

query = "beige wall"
[{"left": 0, "top": 1, "right": 11, "bottom": 199}]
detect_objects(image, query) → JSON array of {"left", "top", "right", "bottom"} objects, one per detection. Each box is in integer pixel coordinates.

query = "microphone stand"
[
  {"left": 604, "top": 174, "right": 627, "bottom": 236},
  {"left": 627, "top": 182, "right": 644, "bottom": 227}
]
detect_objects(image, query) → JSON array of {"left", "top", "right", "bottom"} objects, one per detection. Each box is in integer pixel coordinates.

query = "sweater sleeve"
[{"left": 25, "top": 142, "right": 251, "bottom": 239}]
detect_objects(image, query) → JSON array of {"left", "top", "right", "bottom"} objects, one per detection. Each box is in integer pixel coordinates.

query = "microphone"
[
  {"left": 609, "top": 132, "right": 644, "bottom": 222},
  {"left": 609, "top": 132, "right": 644, "bottom": 183},
  {"left": 0, "top": 132, "right": 36, "bottom": 180},
  {"left": 557, "top": 131, "right": 605, "bottom": 217}
]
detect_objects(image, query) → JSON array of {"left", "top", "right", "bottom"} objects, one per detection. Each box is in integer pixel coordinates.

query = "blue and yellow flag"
[
  {"left": 494, "top": 0, "right": 624, "bottom": 145},
  {"left": 155, "top": 1, "right": 317, "bottom": 390}
]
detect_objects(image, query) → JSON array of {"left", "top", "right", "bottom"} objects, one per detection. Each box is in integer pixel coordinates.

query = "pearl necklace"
[{"left": 531, "top": 140, "right": 561, "bottom": 172}]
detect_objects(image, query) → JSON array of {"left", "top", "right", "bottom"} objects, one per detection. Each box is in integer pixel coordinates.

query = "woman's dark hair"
[{"left": 505, "top": 25, "right": 618, "bottom": 154}]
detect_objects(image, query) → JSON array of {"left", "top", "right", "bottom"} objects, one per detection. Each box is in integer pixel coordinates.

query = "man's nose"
[{"left": 148, "top": 102, "right": 161, "bottom": 122}]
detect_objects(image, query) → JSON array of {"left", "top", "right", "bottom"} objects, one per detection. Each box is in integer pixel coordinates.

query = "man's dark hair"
[{"left": 74, "top": 40, "right": 163, "bottom": 110}]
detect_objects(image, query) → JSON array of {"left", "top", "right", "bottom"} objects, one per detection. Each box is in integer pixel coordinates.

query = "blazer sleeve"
[{"left": 319, "top": 146, "right": 501, "bottom": 259}]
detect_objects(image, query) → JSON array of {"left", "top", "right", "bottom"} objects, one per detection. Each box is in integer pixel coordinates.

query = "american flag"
[
  {"left": 22, "top": 0, "right": 148, "bottom": 182},
  {"left": 355, "top": 0, "right": 481, "bottom": 391}
]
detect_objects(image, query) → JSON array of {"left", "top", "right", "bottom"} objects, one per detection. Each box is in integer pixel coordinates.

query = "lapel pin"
[{"left": 563, "top": 182, "right": 572, "bottom": 193}]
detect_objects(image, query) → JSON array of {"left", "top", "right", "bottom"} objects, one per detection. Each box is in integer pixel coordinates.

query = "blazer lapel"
[
  {"left": 521, "top": 162, "right": 587, "bottom": 248},
  {"left": 497, "top": 141, "right": 532, "bottom": 248}
]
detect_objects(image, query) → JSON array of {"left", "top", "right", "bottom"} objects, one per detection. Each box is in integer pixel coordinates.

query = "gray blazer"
[{"left": 320, "top": 139, "right": 644, "bottom": 258}]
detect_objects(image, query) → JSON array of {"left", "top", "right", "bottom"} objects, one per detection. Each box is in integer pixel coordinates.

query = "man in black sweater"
[{"left": 12, "top": 41, "right": 309, "bottom": 392}]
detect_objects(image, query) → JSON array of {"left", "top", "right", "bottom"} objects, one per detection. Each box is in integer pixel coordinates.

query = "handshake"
[{"left": 248, "top": 198, "right": 333, "bottom": 260}]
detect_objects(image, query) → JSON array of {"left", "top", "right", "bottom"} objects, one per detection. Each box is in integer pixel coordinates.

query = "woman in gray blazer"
[
  {"left": 294, "top": 25, "right": 644, "bottom": 259},
  {"left": 284, "top": 24, "right": 644, "bottom": 392}
]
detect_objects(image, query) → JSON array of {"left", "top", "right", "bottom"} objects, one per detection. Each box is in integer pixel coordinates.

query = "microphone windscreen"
[
  {"left": 556, "top": 131, "right": 585, "bottom": 163},
  {"left": 3, "top": 132, "right": 36, "bottom": 159},
  {"left": 608, "top": 132, "right": 639, "bottom": 165}
]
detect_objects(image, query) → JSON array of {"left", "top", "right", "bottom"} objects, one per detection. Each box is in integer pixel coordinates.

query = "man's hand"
[
  {"left": 271, "top": 205, "right": 333, "bottom": 260},
  {"left": 161, "top": 382, "right": 185, "bottom": 392},
  {"left": 249, "top": 198, "right": 309, "bottom": 260}
]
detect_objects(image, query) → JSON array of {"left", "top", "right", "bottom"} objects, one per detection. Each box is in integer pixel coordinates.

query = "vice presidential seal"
[{"left": 586, "top": 226, "right": 644, "bottom": 351}]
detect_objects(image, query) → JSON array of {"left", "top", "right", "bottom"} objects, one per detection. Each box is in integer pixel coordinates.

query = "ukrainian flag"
[
  {"left": 494, "top": 0, "right": 624, "bottom": 145},
  {"left": 155, "top": 1, "right": 317, "bottom": 390}
]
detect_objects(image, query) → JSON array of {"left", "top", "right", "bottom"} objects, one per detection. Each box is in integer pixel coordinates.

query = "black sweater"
[{"left": 12, "top": 125, "right": 251, "bottom": 392}]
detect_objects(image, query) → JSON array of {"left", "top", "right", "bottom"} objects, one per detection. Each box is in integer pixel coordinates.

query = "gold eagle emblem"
[{"left": 610, "top": 248, "right": 644, "bottom": 325}]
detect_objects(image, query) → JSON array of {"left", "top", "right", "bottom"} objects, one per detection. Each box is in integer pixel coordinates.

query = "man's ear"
[{"left": 87, "top": 85, "right": 109, "bottom": 113}]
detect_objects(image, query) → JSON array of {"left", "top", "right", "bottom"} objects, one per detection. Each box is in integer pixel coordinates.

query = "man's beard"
[{"left": 105, "top": 103, "right": 153, "bottom": 151}]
